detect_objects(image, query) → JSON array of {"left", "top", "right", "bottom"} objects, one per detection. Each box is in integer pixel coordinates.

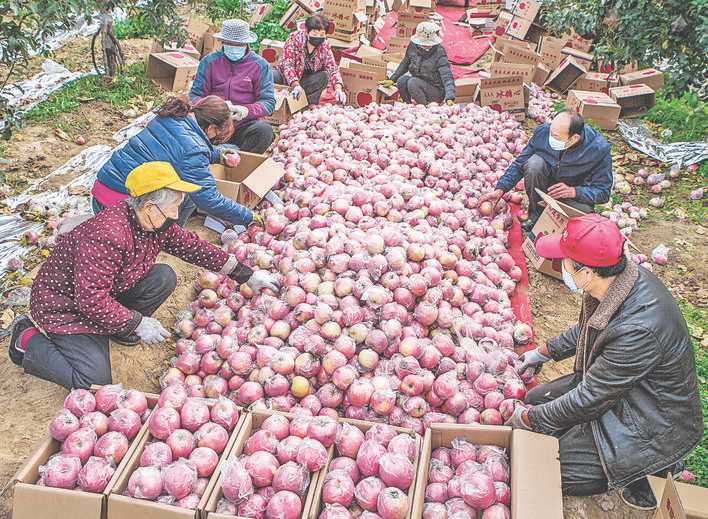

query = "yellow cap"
[{"left": 125, "top": 161, "right": 201, "bottom": 197}]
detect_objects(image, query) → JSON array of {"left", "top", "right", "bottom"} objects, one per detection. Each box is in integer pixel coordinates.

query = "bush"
[
  {"left": 643, "top": 91, "right": 708, "bottom": 144},
  {"left": 540, "top": 0, "right": 708, "bottom": 97}
]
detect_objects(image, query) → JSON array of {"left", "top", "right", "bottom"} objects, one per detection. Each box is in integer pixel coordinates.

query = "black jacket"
[
  {"left": 529, "top": 261, "right": 703, "bottom": 488},
  {"left": 390, "top": 43, "right": 455, "bottom": 101}
]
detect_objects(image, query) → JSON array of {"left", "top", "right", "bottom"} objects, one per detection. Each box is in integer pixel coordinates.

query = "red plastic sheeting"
[
  {"left": 508, "top": 203, "right": 536, "bottom": 352},
  {"left": 371, "top": 6, "right": 492, "bottom": 66}
]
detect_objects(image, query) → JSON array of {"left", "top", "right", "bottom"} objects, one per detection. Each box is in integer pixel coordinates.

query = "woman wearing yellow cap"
[{"left": 8, "top": 164, "right": 279, "bottom": 390}]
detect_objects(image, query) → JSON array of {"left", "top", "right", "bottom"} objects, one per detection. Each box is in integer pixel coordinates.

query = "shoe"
[
  {"left": 111, "top": 333, "right": 141, "bottom": 346},
  {"left": 521, "top": 220, "right": 535, "bottom": 233},
  {"left": 8, "top": 315, "right": 34, "bottom": 366},
  {"left": 620, "top": 477, "right": 657, "bottom": 511}
]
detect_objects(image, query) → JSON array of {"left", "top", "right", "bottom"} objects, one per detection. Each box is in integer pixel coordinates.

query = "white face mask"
[
  {"left": 562, "top": 263, "right": 585, "bottom": 294},
  {"left": 548, "top": 134, "right": 568, "bottom": 151}
]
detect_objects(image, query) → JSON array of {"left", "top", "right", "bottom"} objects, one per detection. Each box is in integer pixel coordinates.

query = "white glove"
[
  {"left": 516, "top": 347, "right": 551, "bottom": 375},
  {"left": 134, "top": 316, "right": 170, "bottom": 344},
  {"left": 335, "top": 88, "right": 347, "bottom": 104},
  {"left": 504, "top": 406, "right": 532, "bottom": 430},
  {"left": 291, "top": 85, "right": 304, "bottom": 100},
  {"left": 246, "top": 270, "right": 280, "bottom": 294},
  {"left": 226, "top": 102, "right": 249, "bottom": 121}
]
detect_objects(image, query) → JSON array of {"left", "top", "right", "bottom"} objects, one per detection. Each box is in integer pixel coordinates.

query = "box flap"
[
  {"left": 14, "top": 483, "right": 104, "bottom": 519},
  {"left": 242, "top": 158, "right": 286, "bottom": 198},
  {"left": 610, "top": 84, "right": 655, "bottom": 98},
  {"left": 511, "top": 430, "right": 563, "bottom": 519},
  {"left": 490, "top": 62, "right": 535, "bottom": 83},
  {"left": 535, "top": 188, "right": 571, "bottom": 218},
  {"left": 655, "top": 474, "right": 687, "bottom": 519},
  {"left": 14, "top": 437, "right": 56, "bottom": 483},
  {"left": 649, "top": 475, "right": 708, "bottom": 519},
  {"left": 153, "top": 51, "right": 199, "bottom": 68},
  {"left": 569, "top": 90, "right": 618, "bottom": 107}
]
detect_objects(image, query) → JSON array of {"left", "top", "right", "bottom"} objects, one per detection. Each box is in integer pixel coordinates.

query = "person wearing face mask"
[
  {"left": 93, "top": 95, "right": 258, "bottom": 228},
  {"left": 380, "top": 21, "right": 455, "bottom": 106},
  {"left": 190, "top": 19, "right": 276, "bottom": 154},
  {"left": 506, "top": 214, "right": 702, "bottom": 510},
  {"left": 479, "top": 110, "right": 612, "bottom": 236},
  {"left": 273, "top": 15, "right": 346, "bottom": 105},
  {"left": 8, "top": 164, "right": 280, "bottom": 390}
]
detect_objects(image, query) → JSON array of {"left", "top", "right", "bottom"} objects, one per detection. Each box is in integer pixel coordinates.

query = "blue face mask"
[
  {"left": 223, "top": 45, "right": 247, "bottom": 61},
  {"left": 548, "top": 134, "right": 567, "bottom": 151},
  {"left": 561, "top": 263, "right": 585, "bottom": 294}
]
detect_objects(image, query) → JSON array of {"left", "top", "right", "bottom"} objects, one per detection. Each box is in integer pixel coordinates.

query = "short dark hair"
[
  {"left": 557, "top": 109, "right": 584, "bottom": 137},
  {"left": 305, "top": 15, "right": 328, "bottom": 32},
  {"left": 572, "top": 253, "right": 627, "bottom": 279}
]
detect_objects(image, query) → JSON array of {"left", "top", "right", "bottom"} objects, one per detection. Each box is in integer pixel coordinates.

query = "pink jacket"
[{"left": 278, "top": 31, "right": 343, "bottom": 90}]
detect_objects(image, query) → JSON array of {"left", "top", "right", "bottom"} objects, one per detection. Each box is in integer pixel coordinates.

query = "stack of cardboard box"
[
  {"left": 396, "top": 0, "right": 436, "bottom": 39},
  {"left": 324, "top": 0, "right": 368, "bottom": 42}
]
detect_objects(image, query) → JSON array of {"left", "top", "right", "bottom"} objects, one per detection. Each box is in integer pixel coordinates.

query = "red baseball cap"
[{"left": 535, "top": 214, "right": 626, "bottom": 267}]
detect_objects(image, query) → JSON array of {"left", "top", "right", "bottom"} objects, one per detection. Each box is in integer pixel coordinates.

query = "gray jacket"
[
  {"left": 390, "top": 43, "right": 455, "bottom": 101},
  {"left": 529, "top": 261, "right": 703, "bottom": 488}
]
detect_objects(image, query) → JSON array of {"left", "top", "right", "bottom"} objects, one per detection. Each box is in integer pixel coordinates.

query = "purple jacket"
[{"left": 189, "top": 49, "right": 275, "bottom": 124}]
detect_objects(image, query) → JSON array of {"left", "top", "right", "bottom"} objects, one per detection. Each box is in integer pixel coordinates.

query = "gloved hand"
[
  {"left": 504, "top": 406, "right": 532, "bottom": 430},
  {"left": 134, "top": 316, "right": 170, "bottom": 345},
  {"left": 335, "top": 88, "right": 347, "bottom": 104},
  {"left": 446, "top": 99, "right": 455, "bottom": 106},
  {"left": 250, "top": 212, "right": 264, "bottom": 227},
  {"left": 246, "top": 270, "right": 280, "bottom": 294},
  {"left": 230, "top": 104, "right": 249, "bottom": 121},
  {"left": 291, "top": 85, "right": 304, "bottom": 100},
  {"left": 516, "top": 347, "right": 551, "bottom": 375},
  {"left": 222, "top": 151, "right": 241, "bottom": 168},
  {"left": 379, "top": 79, "right": 395, "bottom": 88}
]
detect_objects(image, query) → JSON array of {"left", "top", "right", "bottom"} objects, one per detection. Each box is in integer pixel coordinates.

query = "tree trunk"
[{"left": 99, "top": 10, "right": 123, "bottom": 77}]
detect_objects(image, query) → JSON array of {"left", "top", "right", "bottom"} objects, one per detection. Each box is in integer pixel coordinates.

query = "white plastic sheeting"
[
  {"left": 112, "top": 111, "right": 156, "bottom": 142},
  {"left": 618, "top": 120, "right": 708, "bottom": 168}
]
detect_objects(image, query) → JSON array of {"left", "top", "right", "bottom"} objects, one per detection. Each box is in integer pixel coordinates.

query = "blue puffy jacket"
[
  {"left": 496, "top": 123, "right": 613, "bottom": 206},
  {"left": 95, "top": 115, "right": 253, "bottom": 226}
]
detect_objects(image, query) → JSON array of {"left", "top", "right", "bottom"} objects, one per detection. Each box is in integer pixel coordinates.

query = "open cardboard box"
[
  {"left": 490, "top": 61, "right": 535, "bottom": 84},
  {"left": 204, "top": 409, "right": 327, "bottom": 519},
  {"left": 609, "top": 84, "right": 656, "bottom": 117},
  {"left": 649, "top": 474, "right": 708, "bottom": 519},
  {"left": 307, "top": 418, "right": 422, "bottom": 519},
  {"left": 339, "top": 57, "right": 387, "bottom": 107},
  {"left": 479, "top": 76, "right": 526, "bottom": 121},
  {"left": 523, "top": 189, "right": 587, "bottom": 280},
  {"left": 209, "top": 152, "right": 285, "bottom": 210},
  {"left": 544, "top": 56, "right": 586, "bottom": 93},
  {"left": 265, "top": 85, "right": 309, "bottom": 126},
  {"left": 260, "top": 39, "right": 285, "bottom": 65},
  {"left": 146, "top": 52, "right": 200, "bottom": 92},
  {"left": 619, "top": 67, "right": 665, "bottom": 92},
  {"left": 566, "top": 90, "right": 621, "bottom": 130},
  {"left": 574, "top": 71, "right": 620, "bottom": 94},
  {"left": 13, "top": 388, "right": 159, "bottom": 519},
  {"left": 411, "top": 424, "right": 563, "bottom": 519}
]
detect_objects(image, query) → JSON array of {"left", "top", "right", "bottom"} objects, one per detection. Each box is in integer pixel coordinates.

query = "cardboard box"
[
  {"left": 340, "top": 57, "right": 387, "bottom": 107},
  {"left": 532, "top": 62, "right": 550, "bottom": 86},
  {"left": 249, "top": 3, "right": 273, "bottom": 27},
  {"left": 308, "top": 418, "right": 421, "bottom": 519},
  {"left": 525, "top": 22, "right": 545, "bottom": 45},
  {"left": 574, "top": 71, "right": 619, "bottom": 94},
  {"left": 327, "top": 37, "right": 361, "bottom": 63},
  {"left": 202, "top": 26, "right": 223, "bottom": 56},
  {"left": 492, "top": 36, "right": 532, "bottom": 62},
  {"left": 13, "top": 389, "right": 159, "bottom": 519},
  {"left": 205, "top": 410, "right": 326, "bottom": 519},
  {"left": 561, "top": 46, "right": 593, "bottom": 68},
  {"left": 566, "top": 90, "right": 621, "bottom": 130},
  {"left": 506, "top": 14, "right": 534, "bottom": 40},
  {"left": 494, "top": 10, "right": 514, "bottom": 37},
  {"left": 259, "top": 39, "right": 285, "bottom": 65},
  {"left": 209, "top": 152, "right": 286, "bottom": 209},
  {"left": 325, "top": 0, "right": 367, "bottom": 33},
  {"left": 544, "top": 56, "right": 586, "bottom": 93},
  {"left": 150, "top": 40, "right": 201, "bottom": 61},
  {"left": 479, "top": 75, "right": 526, "bottom": 120},
  {"left": 454, "top": 77, "right": 480, "bottom": 103},
  {"left": 491, "top": 61, "right": 535, "bottom": 84},
  {"left": 266, "top": 85, "right": 309, "bottom": 125},
  {"left": 411, "top": 424, "right": 563, "bottom": 519},
  {"left": 620, "top": 67, "right": 665, "bottom": 92},
  {"left": 502, "top": 44, "right": 541, "bottom": 66},
  {"left": 649, "top": 474, "right": 708, "bottom": 519},
  {"left": 185, "top": 19, "right": 212, "bottom": 55},
  {"left": 146, "top": 52, "right": 199, "bottom": 92},
  {"left": 513, "top": 0, "right": 540, "bottom": 22},
  {"left": 539, "top": 35, "right": 567, "bottom": 69},
  {"left": 565, "top": 29, "right": 593, "bottom": 52},
  {"left": 523, "top": 189, "right": 586, "bottom": 279},
  {"left": 609, "top": 84, "right": 656, "bottom": 117}
]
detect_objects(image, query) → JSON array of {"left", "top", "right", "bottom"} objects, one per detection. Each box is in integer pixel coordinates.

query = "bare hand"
[
  {"left": 547, "top": 183, "right": 576, "bottom": 200},
  {"left": 478, "top": 189, "right": 504, "bottom": 206}
]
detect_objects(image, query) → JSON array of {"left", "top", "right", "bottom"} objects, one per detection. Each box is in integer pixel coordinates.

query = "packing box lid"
[
  {"left": 271, "top": 84, "right": 309, "bottom": 114},
  {"left": 610, "top": 83, "right": 655, "bottom": 98},
  {"left": 151, "top": 51, "right": 199, "bottom": 68},
  {"left": 568, "top": 89, "right": 619, "bottom": 107},
  {"left": 491, "top": 61, "right": 535, "bottom": 83},
  {"left": 544, "top": 56, "right": 586, "bottom": 92},
  {"left": 209, "top": 152, "right": 286, "bottom": 208}
]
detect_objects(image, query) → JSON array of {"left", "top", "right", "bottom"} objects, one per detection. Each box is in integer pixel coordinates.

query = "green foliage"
[
  {"left": 677, "top": 298, "right": 708, "bottom": 488},
  {"left": 540, "top": 0, "right": 708, "bottom": 97},
  {"left": 205, "top": 0, "right": 249, "bottom": 24},
  {"left": 643, "top": 91, "right": 708, "bottom": 144},
  {"left": 114, "top": 15, "right": 154, "bottom": 40},
  {"left": 24, "top": 62, "right": 162, "bottom": 123},
  {"left": 251, "top": 0, "right": 291, "bottom": 48}
]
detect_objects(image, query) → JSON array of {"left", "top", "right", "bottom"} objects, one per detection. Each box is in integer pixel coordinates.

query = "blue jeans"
[{"left": 92, "top": 196, "right": 196, "bottom": 227}]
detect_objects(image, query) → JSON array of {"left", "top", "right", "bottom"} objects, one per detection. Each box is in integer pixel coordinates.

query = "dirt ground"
[{"left": 0, "top": 34, "right": 706, "bottom": 519}]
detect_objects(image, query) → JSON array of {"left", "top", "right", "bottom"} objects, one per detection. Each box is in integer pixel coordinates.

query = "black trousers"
[
  {"left": 22, "top": 264, "right": 176, "bottom": 389},
  {"left": 395, "top": 75, "right": 444, "bottom": 105},
  {"left": 229, "top": 119, "right": 275, "bottom": 154},
  {"left": 272, "top": 68, "right": 329, "bottom": 105},
  {"left": 523, "top": 154, "right": 594, "bottom": 224}
]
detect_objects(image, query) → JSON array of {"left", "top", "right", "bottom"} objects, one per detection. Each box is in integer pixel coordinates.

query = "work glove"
[
  {"left": 134, "top": 316, "right": 170, "bottom": 345},
  {"left": 246, "top": 270, "right": 281, "bottom": 294},
  {"left": 446, "top": 99, "right": 455, "bottom": 106},
  {"left": 335, "top": 88, "right": 348, "bottom": 104},
  {"left": 226, "top": 102, "right": 249, "bottom": 121},
  {"left": 222, "top": 150, "right": 241, "bottom": 168},
  {"left": 504, "top": 406, "right": 532, "bottom": 431},
  {"left": 516, "top": 347, "right": 551, "bottom": 376},
  {"left": 291, "top": 85, "right": 304, "bottom": 100},
  {"left": 379, "top": 79, "right": 395, "bottom": 88}
]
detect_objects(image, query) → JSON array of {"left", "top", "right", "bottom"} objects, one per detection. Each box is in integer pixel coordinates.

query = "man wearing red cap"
[{"left": 507, "top": 214, "right": 702, "bottom": 509}]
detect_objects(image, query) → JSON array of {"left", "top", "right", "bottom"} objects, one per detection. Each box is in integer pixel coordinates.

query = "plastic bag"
[
  {"left": 651, "top": 243, "right": 669, "bottom": 265},
  {"left": 161, "top": 458, "right": 197, "bottom": 500},
  {"left": 221, "top": 457, "right": 254, "bottom": 504}
]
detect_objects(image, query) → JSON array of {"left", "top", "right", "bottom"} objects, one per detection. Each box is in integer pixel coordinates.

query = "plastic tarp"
[{"left": 617, "top": 120, "right": 708, "bottom": 168}]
